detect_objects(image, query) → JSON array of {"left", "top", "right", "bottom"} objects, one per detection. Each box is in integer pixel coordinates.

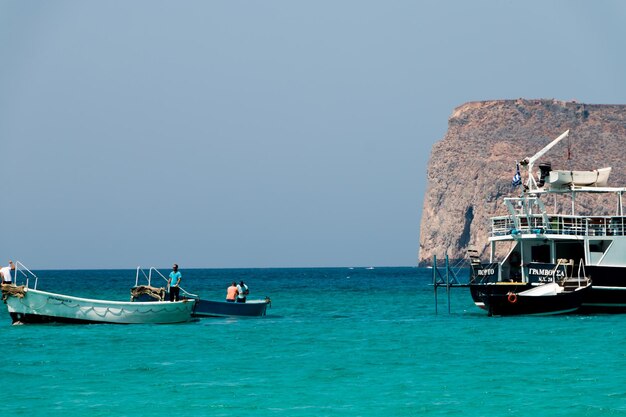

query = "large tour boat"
[{"left": 470, "top": 130, "right": 626, "bottom": 315}]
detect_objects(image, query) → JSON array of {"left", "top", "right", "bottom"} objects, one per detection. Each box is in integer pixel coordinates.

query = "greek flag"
[{"left": 511, "top": 163, "right": 522, "bottom": 187}]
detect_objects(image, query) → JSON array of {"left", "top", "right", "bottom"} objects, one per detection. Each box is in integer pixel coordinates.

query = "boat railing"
[
  {"left": 13, "top": 261, "right": 39, "bottom": 289},
  {"left": 556, "top": 258, "right": 589, "bottom": 289},
  {"left": 135, "top": 266, "right": 151, "bottom": 287},
  {"left": 135, "top": 266, "right": 198, "bottom": 298},
  {"left": 491, "top": 214, "right": 626, "bottom": 237},
  {"left": 576, "top": 259, "right": 587, "bottom": 286},
  {"left": 552, "top": 258, "right": 566, "bottom": 279}
]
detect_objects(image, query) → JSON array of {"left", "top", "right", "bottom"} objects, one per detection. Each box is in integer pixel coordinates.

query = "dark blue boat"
[{"left": 193, "top": 298, "right": 271, "bottom": 317}]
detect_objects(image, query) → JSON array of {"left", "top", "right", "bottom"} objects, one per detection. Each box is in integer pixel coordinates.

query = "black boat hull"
[
  {"left": 471, "top": 265, "right": 626, "bottom": 314},
  {"left": 470, "top": 283, "right": 532, "bottom": 310},
  {"left": 481, "top": 287, "right": 589, "bottom": 316}
]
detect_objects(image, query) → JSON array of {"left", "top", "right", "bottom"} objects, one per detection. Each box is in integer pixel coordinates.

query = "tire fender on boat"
[{"left": 507, "top": 292, "right": 518, "bottom": 304}]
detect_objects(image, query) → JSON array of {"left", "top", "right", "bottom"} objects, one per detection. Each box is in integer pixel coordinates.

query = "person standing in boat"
[
  {"left": 168, "top": 264, "right": 182, "bottom": 302},
  {"left": 236, "top": 280, "right": 249, "bottom": 303},
  {"left": 0, "top": 261, "right": 15, "bottom": 285},
  {"left": 226, "top": 281, "right": 238, "bottom": 302}
]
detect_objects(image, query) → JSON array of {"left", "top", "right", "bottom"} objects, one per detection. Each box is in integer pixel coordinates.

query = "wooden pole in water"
[{"left": 433, "top": 255, "right": 438, "bottom": 314}]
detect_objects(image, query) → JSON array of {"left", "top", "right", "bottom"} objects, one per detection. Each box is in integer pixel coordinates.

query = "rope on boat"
[
  {"left": 1, "top": 284, "right": 27, "bottom": 302},
  {"left": 265, "top": 296, "right": 272, "bottom": 308},
  {"left": 130, "top": 285, "right": 166, "bottom": 301}
]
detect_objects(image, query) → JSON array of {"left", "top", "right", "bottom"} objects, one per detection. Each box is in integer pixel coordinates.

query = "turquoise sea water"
[{"left": 1, "top": 267, "right": 625, "bottom": 416}]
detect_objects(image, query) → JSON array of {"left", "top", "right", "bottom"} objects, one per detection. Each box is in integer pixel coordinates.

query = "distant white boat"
[{"left": 549, "top": 167, "right": 611, "bottom": 188}]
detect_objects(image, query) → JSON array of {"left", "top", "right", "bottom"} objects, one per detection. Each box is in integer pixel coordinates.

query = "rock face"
[{"left": 418, "top": 99, "right": 626, "bottom": 265}]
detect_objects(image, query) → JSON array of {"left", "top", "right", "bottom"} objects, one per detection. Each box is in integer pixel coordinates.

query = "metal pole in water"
[
  {"left": 433, "top": 255, "right": 438, "bottom": 314},
  {"left": 446, "top": 254, "right": 451, "bottom": 314}
]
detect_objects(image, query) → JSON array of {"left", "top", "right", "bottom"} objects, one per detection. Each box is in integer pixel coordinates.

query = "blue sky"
[{"left": 1, "top": 1, "right": 625, "bottom": 269}]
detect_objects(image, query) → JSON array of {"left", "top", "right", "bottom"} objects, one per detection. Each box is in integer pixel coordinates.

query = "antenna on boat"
[
  {"left": 567, "top": 130, "right": 574, "bottom": 175},
  {"left": 519, "top": 130, "right": 570, "bottom": 191},
  {"left": 567, "top": 131, "right": 572, "bottom": 161}
]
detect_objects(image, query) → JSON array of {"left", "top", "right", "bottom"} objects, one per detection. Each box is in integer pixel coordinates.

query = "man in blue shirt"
[{"left": 168, "top": 264, "right": 182, "bottom": 302}]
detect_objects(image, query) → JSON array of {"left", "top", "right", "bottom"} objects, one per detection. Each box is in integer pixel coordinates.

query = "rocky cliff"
[{"left": 418, "top": 99, "right": 626, "bottom": 265}]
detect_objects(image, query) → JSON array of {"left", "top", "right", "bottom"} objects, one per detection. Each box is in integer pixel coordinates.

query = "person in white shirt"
[
  {"left": 1, "top": 261, "right": 15, "bottom": 285},
  {"left": 236, "top": 281, "right": 249, "bottom": 303}
]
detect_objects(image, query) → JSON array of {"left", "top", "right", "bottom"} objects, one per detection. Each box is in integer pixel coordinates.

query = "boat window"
[
  {"left": 555, "top": 242, "right": 585, "bottom": 263},
  {"left": 530, "top": 244, "right": 550, "bottom": 263},
  {"left": 589, "top": 240, "right": 610, "bottom": 253}
]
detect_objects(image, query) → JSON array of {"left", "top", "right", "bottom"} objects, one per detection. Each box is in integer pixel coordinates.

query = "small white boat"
[
  {"left": 2, "top": 262, "right": 195, "bottom": 324},
  {"left": 3, "top": 286, "right": 195, "bottom": 324},
  {"left": 549, "top": 167, "right": 611, "bottom": 188}
]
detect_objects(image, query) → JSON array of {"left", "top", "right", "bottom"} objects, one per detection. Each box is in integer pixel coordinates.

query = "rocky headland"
[{"left": 418, "top": 99, "right": 626, "bottom": 265}]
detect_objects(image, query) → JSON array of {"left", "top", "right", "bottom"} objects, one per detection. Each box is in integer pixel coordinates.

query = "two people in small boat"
[
  {"left": 1, "top": 261, "right": 15, "bottom": 285},
  {"left": 168, "top": 264, "right": 182, "bottom": 302},
  {"left": 226, "top": 280, "right": 249, "bottom": 303}
]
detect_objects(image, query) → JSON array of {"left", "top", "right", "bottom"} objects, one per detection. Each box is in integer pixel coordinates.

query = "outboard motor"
[{"left": 537, "top": 162, "right": 552, "bottom": 187}]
